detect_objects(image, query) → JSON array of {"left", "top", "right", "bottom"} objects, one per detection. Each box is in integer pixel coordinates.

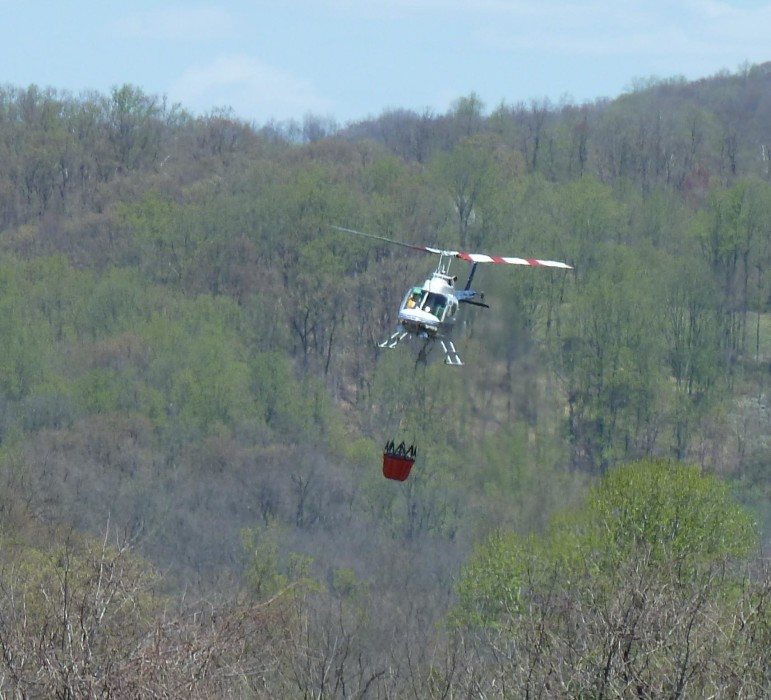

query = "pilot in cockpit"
[{"left": 405, "top": 289, "right": 423, "bottom": 309}]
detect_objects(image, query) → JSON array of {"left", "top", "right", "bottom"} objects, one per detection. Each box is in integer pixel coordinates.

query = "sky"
[{"left": 2, "top": 1, "right": 770, "bottom": 126}]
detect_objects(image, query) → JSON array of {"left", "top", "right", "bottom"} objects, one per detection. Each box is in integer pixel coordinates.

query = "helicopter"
[{"left": 332, "top": 225, "right": 572, "bottom": 365}]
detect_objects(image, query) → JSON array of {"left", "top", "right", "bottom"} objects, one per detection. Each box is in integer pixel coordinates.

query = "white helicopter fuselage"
[{"left": 396, "top": 272, "right": 459, "bottom": 339}]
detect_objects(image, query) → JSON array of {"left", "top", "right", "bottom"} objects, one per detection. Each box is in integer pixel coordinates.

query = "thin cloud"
[
  {"left": 169, "top": 54, "right": 334, "bottom": 122},
  {"left": 475, "top": 0, "right": 771, "bottom": 58}
]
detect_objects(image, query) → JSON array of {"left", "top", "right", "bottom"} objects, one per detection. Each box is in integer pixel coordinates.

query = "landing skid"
[
  {"left": 378, "top": 330, "right": 409, "bottom": 349},
  {"left": 378, "top": 330, "right": 463, "bottom": 366},
  {"left": 440, "top": 340, "right": 463, "bottom": 366}
]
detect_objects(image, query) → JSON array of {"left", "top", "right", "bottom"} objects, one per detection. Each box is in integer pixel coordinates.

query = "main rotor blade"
[
  {"left": 331, "top": 225, "right": 572, "bottom": 269},
  {"left": 328, "top": 225, "right": 451, "bottom": 256},
  {"left": 455, "top": 252, "right": 572, "bottom": 269}
]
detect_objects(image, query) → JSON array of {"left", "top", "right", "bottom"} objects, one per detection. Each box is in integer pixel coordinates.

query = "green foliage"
[
  {"left": 242, "top": 519, "right": 320, "bottom": 602},
  {"left": 571, "top": 459, "right": 758, "bottom": 571},
  {"left": 456, "top": 458, "right": 759, "bottom": 630},
  {"left": 118, "top": 190, "right": 183, "bottom": 285},
  {"left": 453, "top": 458, "right": 766, "bottom": 699},
  {"left": 454, "top": 530, "right": 535, "bottom": 627},
  {"left": 24, "top": 254, "right": 90, "bottom": 342},
  {"left": 78, "top": 267, "right": 156, "bottom": 339},
  {"left": 242, "top": 518, "right": 288, "bottom": 599},
  {"left": 554, "top": 175, "right": 625, "bottom": 270},
  {"left": 470, "top": 423, "right": 585, "bottom": 534},
  {"left": 250, "top": 351, "right": 336, "bottom": 440},
  {"left": 136, "top": 295, "right": 255, "bottom": 434},
  {"left": 19, "top": 376, "right": 76, "bottom": 431},
  {"left": 1, "top": 66, "right": 771, "bottom": 700},
  {"left": 330, "top": 566, "right": 370, "bottom": 606},
  {"left": 73, "top": 368, "right": 135, "bottom": 416},
  {"left": 171, "top": 337, "right": 252, "bottom": 431},
  {"left": 554, "top": 246, "right": 667, "bottom": 470},
  {"left": 428, "top": 134, "right": 500, "bottom": 248},
  {"left": 0, "top": 263, "right": 54, "bottom": 401}
]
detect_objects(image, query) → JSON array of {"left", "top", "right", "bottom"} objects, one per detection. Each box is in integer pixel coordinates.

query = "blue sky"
[{"left": 2, "top": 1, "right": 770, "bottom": 125}]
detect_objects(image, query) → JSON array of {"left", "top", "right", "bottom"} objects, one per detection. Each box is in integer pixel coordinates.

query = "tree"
[
  {"left": 429, "top": 134, "right": 499, "bottom": 249},
  {"left": 661, "top": 255, "right": 725, "bottom": 458},
  {"left": 0, "top": 263, "right": 53, "bottom": 401},
  {"left": 554, "top": 247, "right": 665, "bottom": 471},
  {"left": 106, "top": 84, "right": 166, "bottom": 172},
  {"left": 452, "top": 459, "right": 766, "bottom": 698},
  {"left": 449, "top": 92, "right": 485, "bottom": 138},
  {"left": 0, "top": 527, "right": 162, "bottom": 698},
  {"left": 575, "top": 459, "right": 757, "bottom": 568},
  {"left": 691, "top": 179, "right": 771, "bottom": 368}
]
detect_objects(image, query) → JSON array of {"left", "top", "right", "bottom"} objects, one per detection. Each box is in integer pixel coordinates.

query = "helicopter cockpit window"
[
  {"left": 404, "top": 288, "right": 424, "bottom": 310},
  {"left": 423, "top": 293, "right": 448, "bottom": 320}
]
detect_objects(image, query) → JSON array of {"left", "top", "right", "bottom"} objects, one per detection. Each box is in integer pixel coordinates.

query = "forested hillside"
[{"left": 0, "top": 64, "right": 769, "bottom": 697}]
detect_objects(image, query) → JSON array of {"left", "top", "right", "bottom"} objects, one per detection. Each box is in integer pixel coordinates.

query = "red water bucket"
[
  {"left": 383, "top": 453, "right": 415, "bottom": 481},
  {"left": 382, "top": 441, "right": 417, "bottom": 481}
]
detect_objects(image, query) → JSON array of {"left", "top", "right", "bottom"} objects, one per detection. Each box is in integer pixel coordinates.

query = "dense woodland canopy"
[{"left": 0, "top": 64, "right": 769, "bottom": 697}]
